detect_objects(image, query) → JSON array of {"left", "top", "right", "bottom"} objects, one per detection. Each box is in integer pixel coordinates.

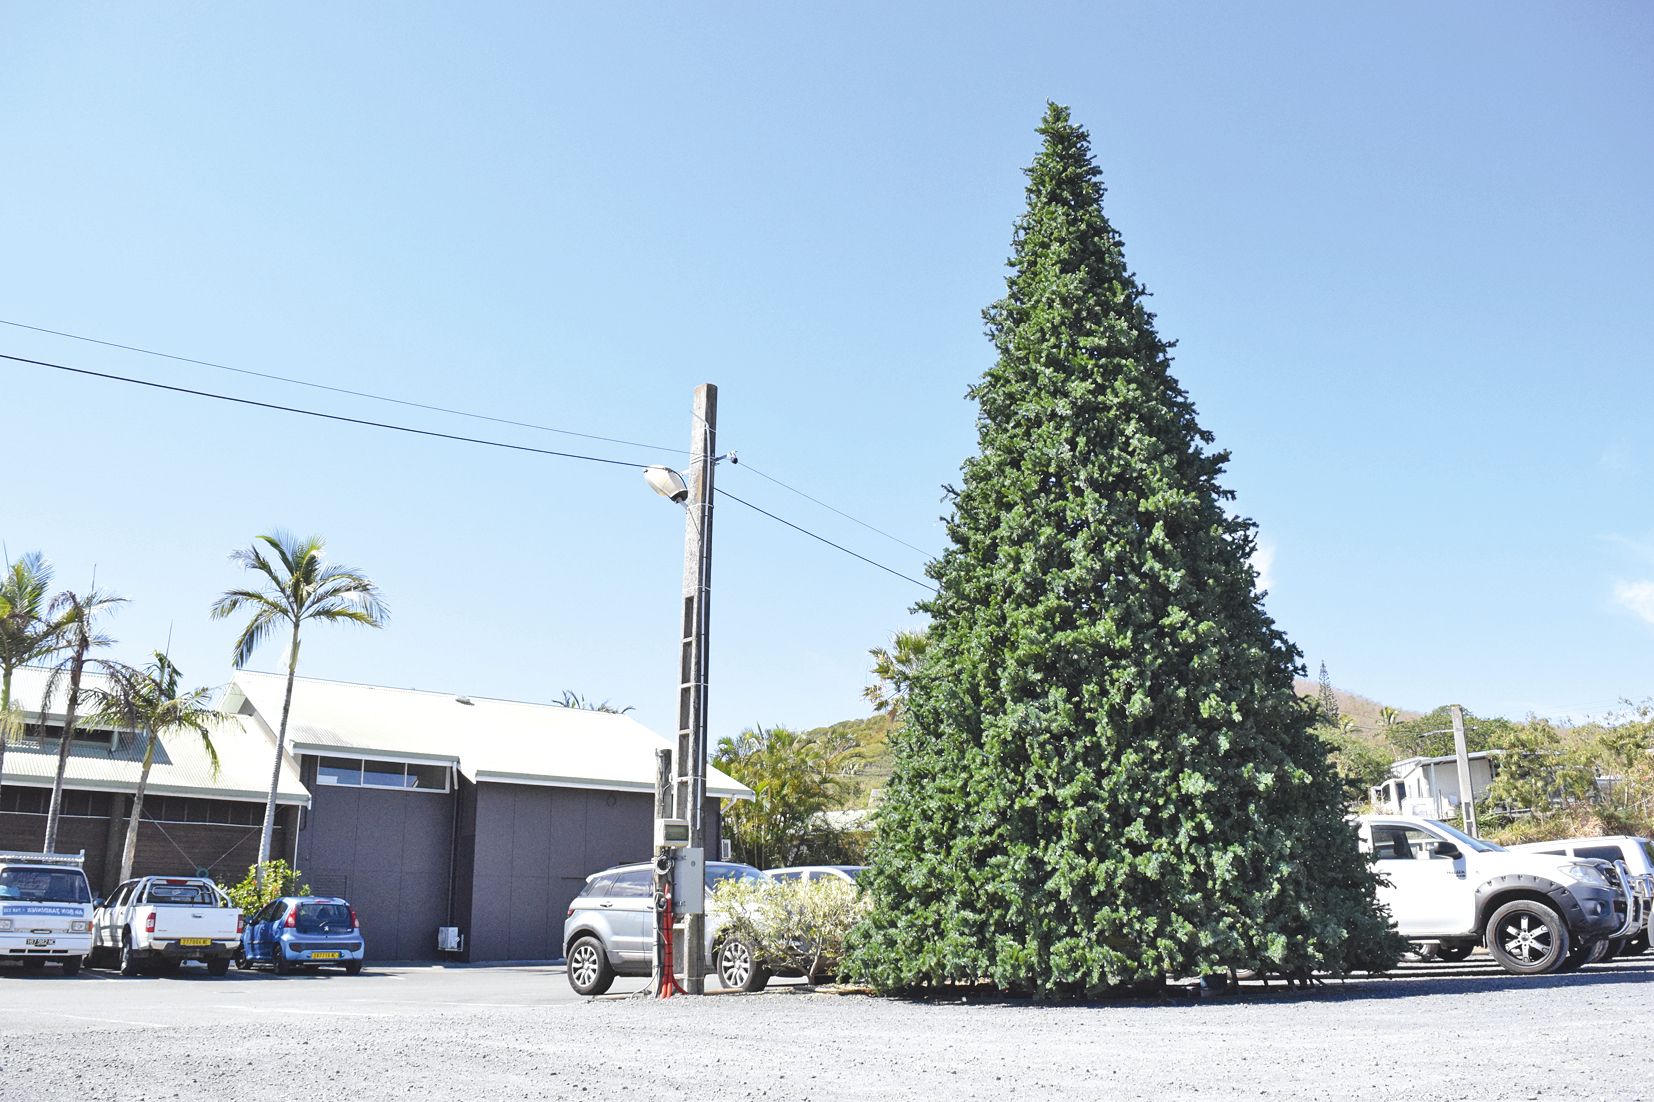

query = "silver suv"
[{"left": 562, "top": 861, "right": 769, "bottom": 996}]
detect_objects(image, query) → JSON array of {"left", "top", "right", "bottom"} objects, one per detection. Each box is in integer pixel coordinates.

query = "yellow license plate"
[
  {"left": 310, "top": 951, "right": 342, "bottom": 960},
  {"left": 179, "top": 938, "right": 213, "bottom": 946}
]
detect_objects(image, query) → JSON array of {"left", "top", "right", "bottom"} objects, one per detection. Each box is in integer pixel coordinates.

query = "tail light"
[
  {"left": 284, "top": 908, "right": 297, "bottom": 929},
  {"left": 145, "top": 913, "right": 156, "bottom": 934},
  {"left": 349, "top": 907, "right": 359, "bottom": 930},
  {"left": 237, "top": 914, "right": 245, "bottom": 935}
]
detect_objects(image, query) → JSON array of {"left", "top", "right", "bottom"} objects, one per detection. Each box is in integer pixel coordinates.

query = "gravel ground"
[{"left": 2, "top": 954, "right": 1649, "bottom": 1101}]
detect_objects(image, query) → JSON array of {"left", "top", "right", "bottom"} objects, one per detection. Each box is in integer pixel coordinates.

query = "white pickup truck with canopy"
[{"left": 89, "top": 875, "right": 242, "bottom": 976}]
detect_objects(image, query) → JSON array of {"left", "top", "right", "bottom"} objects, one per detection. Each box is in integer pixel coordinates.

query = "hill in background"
[
  {"left": 808, "top": 681, "right": 1417, "bottom": 811},
  {"left": 1291, "top": 680, "right": 1420, "bottom": 733}
]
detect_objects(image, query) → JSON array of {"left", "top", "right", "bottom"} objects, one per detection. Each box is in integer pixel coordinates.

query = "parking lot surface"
[{"left": 2, "top": 954, "right": 1650, "bottom": 1100}]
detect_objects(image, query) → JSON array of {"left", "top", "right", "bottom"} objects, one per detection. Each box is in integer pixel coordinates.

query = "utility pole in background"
[
  {"left": 676, "top": 383, "right": 716, "bottom": 993},
  {"left": 1450, "top": 704, "right": 1478, "bottom": 838}
]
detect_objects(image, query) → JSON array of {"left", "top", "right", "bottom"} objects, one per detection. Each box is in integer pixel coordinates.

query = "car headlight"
[
  {"left": 71, "top": 920, "right": 91, "bottom": 933},
  {"left": 1562, "top": 862, "right": 1609, "bottom": 888}
]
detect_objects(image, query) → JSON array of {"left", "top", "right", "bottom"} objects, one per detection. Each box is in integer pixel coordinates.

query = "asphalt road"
[{"left": 1, "top": 953, "right": 1649, "bottom": 1100}]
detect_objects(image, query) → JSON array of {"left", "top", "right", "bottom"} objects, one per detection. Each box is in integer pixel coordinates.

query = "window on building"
[
  {"left": 313, "top": 756, "right": 450, "bottom": 792},
  {"left": 18, "top": 724, "right": 119, "bottom": 750},
  {"left": 141, "top": 796, "right": 263, "bottom": 826},
  {"left": 0, "top": 788, "right": 101, "bottom": 816}
]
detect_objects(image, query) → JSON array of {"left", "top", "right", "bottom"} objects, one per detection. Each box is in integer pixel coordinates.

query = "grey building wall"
[
  {"left": 457, "top": 781, "right": 724, "bottom": 963},
  {"left": 293, "top": 757, "right": 455, "bottom": 962}
]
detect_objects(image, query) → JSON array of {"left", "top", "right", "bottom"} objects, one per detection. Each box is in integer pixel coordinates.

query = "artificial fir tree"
[{"left": 849, "top": 105, "right": 1398, "bottom": 995}]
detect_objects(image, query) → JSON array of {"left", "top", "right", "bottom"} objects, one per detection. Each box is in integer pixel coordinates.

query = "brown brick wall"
[{"left": 0, "top": 802, "right": 291, "bottom": 896}]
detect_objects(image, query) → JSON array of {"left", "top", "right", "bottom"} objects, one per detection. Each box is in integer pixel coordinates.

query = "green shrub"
[
  {"left": 221, "top": 860, "right": 309, "bottom": 916},
  {"left": 713, "top": 876, "right": 870, "bottom": 981}
]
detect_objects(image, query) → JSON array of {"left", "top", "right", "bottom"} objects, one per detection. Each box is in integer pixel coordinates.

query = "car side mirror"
[
  {"left": 1433, "top": 842, "right": 1461, "bottom": 860},
  {"left": 93, "top": 898, "right": 105, "bottom": 909}
]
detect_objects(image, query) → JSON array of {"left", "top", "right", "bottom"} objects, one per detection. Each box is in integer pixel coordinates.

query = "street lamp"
[{"left": 643, "top": 465, "right": 689, "bottom": 504}]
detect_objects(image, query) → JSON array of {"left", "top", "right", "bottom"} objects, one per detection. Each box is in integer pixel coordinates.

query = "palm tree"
[
  {"left": 0, "top": 552, "right": 61, "bottom": 795},
  {"left": 84, "top": 652, "right": 227, "bottom": 882},
  {"left": 552, "top": 690, "right": 634, "bottom": 714},
  {"left": 863, "top": 628, "right": 929, "bottom": 721},
  {"left": 39, "top": 586, "right": 128, "bottom": 851},
  {"left": 1379, "top": 706, "right": 1402, "bottom": 728},
  {"left": 211, "top": 532, "right": 387, "bottom": 888}
]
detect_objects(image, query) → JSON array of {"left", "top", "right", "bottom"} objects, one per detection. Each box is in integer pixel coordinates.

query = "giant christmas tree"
[{"left": 850, "top": 105, "right": 1398, "bottom": 995}]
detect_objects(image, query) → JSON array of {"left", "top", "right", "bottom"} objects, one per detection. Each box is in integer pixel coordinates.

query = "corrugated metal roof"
[
  {"left": 224, "top": 671, "right": 753, "bottom": 800},
  {"left": 1, "top": 667, "right": 309, "bottom": 806}
]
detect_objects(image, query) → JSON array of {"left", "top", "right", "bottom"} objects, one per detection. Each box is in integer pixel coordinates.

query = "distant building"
[
  {"left": 0, "top": 667, "right": 751, "bottom": 963},
  {"left": 1368, "top": 751, "right": 1500, "bottom": 818}
]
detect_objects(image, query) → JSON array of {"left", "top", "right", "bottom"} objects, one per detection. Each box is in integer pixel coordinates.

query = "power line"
[
  {"left": 737, "top": 462, "right": 932, "bottom": 557},
  {"left": 714, "top": 486, "right": 936, "bottom": 592},
  {"left": 7, "top": 347, "right": 941, "bottom": 591},
  {"left": 0, "top": 318, "right": 683, "bottom": 455},
  {"left": 2, "top": 352, "right": 651, "bottom": 471}
]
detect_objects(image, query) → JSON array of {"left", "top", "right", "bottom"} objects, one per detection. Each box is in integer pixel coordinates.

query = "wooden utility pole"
[
  {"left": 1450, "top": 704, "right": 1478, "bottom": 838},
  {"left": 676, "top": 383, "right": 716, "bottom": 993}
]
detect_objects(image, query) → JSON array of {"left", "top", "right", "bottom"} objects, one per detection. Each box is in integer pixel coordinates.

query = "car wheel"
[
  {"left": 119, "top": 938, "right": 143, "bottom": 978},
  {"left": 344, "top": 961, "right": 363, "bottom": 976},
  {"left": 206, "top": 957, "right": 231, "bottom": 977},
  {"left": 1601, "top": 937, "right": 1629, "bottom": 962},
  {"left": 1626, "top": 929, "right": 1649, "bottom": 956},
  {"left": 1557, "top": 937, "right": 1610, "bottom": 973},
  {"left": 566, "top": 937, "right": 614, "bottom": 996},
  {"left": 717, "top": 937, "right": 769, "bottom": 993},
  {"left": 1435, "top": 942, "right": 1474, "bottom": 963},
  {"left": 234, "top": 950, "right": 252, "bottom": 971},
  {"left": 272, "top": 947, "right": 292, "bottom": 976},
  {"left": 1485, "top": 900, "right": 1570, "bottom": 974},
  {"left": 59, "top": 956, "right": 81, "bottom": 977}
]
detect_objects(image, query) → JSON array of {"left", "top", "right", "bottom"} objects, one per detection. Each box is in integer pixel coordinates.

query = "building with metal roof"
[
  {"left": 2, "top": 667, "right": 751, "bottom": 963},
  {"left": 222, "top": 671, "right": 749, "bottom": 962},
  {"left": 0, "top": 667, "right": 306, "bottom": 890}
]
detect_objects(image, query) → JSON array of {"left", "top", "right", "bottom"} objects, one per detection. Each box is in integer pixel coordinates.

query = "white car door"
[{"left": 1369, "top": 823, "right": 1475, "bottom": 936}]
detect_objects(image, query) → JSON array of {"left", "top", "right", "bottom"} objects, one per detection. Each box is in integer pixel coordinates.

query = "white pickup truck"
[
  {"left": 0, "top": 850, "right": 96, "bottom": 975},
  {"left": 1356, "top": 815, "right": 1635, "bottom": 975},
  {"left": 89, "top": 875, "right": 243, "bottom": 976}
]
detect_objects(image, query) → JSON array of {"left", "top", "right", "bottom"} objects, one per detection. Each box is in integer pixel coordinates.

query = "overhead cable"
[
  {"left": 714, "top": 487, "right": 937, "bottom": 593},
  {"left": 737, "top": 462, "right": 932, "bottom": 557},
  {"left": 0, "top": 318, "right": 683, "bottom": 454},
  {"left": 1, "top": 353, "right": 651, "bottom": 470}
]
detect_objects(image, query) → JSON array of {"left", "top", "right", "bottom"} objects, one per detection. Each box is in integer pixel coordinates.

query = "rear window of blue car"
[{"left": 295, "top": 903, "right": 352, "bottom": 932}]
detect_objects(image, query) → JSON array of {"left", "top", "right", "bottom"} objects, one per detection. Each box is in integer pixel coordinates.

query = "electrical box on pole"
[{"left": 673, "top": 847, "right": 705, "bottom": 915}]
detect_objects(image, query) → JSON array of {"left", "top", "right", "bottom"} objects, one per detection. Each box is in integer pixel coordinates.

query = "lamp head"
[{"left": 644, "top": 465, "right": 690, "bottom": 504}]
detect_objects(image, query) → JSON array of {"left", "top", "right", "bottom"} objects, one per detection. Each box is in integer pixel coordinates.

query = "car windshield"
[
  {"left": 706, "top": 864, "right": 767, "bottom": 889},
  {"left": 295, "top": 903, "right": 352, "bottom": 932},
  {"left": 0, "top": 867, "right": 92, "bottom": 904},
  {"left": 1427, "top": 819, "right": 1503, "bottom": 853}
]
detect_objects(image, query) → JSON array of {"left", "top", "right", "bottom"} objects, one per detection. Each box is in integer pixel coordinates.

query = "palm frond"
[{"left": 229, "top": 607, "right": 282, "bottom": 670}]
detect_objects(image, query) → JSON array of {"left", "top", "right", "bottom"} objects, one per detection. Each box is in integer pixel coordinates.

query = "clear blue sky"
[{"left": 3, "top": 3, "right": 1650, "bottom": 737}]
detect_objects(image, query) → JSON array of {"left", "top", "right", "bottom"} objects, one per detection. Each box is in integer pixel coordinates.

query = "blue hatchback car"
[{"left": 239, "top": 896, "right": 366, "bottom": 974}]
